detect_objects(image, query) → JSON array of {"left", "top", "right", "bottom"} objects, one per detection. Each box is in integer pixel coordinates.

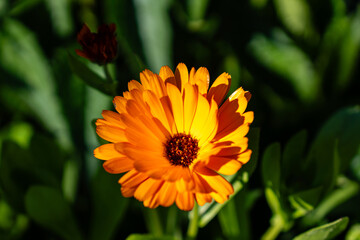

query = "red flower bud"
[{"left": 76, "top": 23, "right": 118, "bottom": 65}]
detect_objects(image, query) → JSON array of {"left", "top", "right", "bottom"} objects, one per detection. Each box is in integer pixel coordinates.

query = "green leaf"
[
  {"left": 25, "top": 186, "right": 82, "bottom": 240},
  {"left": 294, "top": 217, "right": 349, "bottom": 240},
  {"left": 126, "top": 234, "right": 176, "bottom": 240},
  {"left": 346, "top": 223, "right": 360, "bottom": 240},
  {"left": 248, "top": 33, "right": 319, "bottom": 103},
  {"left": 308, "top": 106, "right": 360, "bottom": 195},
  {"left": 68, "top": 54, "right": 117, "bottom": 96},
  {"left": 302, "top": 177, "right": 359, "bottom": 227},
  {"left": 44, "top": 0, "right": 73, "bottom": 37},
  {"left": 133, "top": 0, "right": 173, "bottom": 71},
  {"left": 89, "top": 168, "right": 129, "bottom": 240},
  {"left": 274, "top": 0, "right": 317, "bottom": 41},
  {"left": 262, "top": 143, "right": 281, "bottom": 191},
  {"left": 335, "top": 6, "right": 360, "bottom": 91},
  {"left": 0, "top": 18, "right": 71, "bottom": 149},
  {"left": 282, "top": 130, "right": 307, "bottom": 183},
  {"left": 289, "top": 187, "right": 323, "bottom": 218},
  {"left": 187, "top": 0, "right": 210, "bottom": 21},
  {"left": 218, "top": 199, "right": 240, "bottom": 238}
]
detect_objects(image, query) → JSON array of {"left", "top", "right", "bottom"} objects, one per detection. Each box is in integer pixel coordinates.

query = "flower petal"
[
  {"left": 94, "top": 143, "right": 124, "bottom": 160},
  {"left": 174, "top": 63, "right": 189, "bottom": 92},
  {"left": 103, "top": 157, "right": 133, "bottom": 173},
  {"left": 159, "top": 65, "right": 176, "bottom": 86},
  {"left": 207, "top": 72, "right": 231, "bottom": 105},
  {"left": 176, "top": 191, "right": 194, "bottom": 211},
  {"left": 167, "top": 84, "right": 184, "bottom": 133}
]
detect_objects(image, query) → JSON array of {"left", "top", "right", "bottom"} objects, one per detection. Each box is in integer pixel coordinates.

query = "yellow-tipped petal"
[
  {"left": 174, "top": 63, "right": 189, "bottom": 92},
  {"left": 207, "top": 72, "right": 231, "bottom": 105}
]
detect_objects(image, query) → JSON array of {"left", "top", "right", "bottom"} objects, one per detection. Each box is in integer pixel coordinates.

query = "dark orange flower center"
[{"left": 165, "top": 133, "right": 199, "bottom": 167}]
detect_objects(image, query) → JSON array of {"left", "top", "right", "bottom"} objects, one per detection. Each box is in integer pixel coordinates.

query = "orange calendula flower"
[{"left": 94, "top": 63, "right": 254, "bottom": 211}]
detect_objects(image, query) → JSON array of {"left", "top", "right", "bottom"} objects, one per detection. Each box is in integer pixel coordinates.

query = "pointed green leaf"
[
  {"left": 294, "top": 217, "right": 349, "bottom": 240},
  {"left": 346, "top": 223, "right": 360, "bottom": 240},
  {"left": 0, "top": 18, "right": 71, "bottom": 149},
  {"left": 262, "top": 143, "right": 281, "bottom": 191},
  {"left": 44, "top": 0, "right": 73, "bottom": 37},
  {"left": 25, "top": 186, "right": 82, "bottom": 240},
  {"left": 274, "top": 0, "right": 317, "bottom": 40},
  {"left": 249, "top": 33, "right": 319, "bottom": 103},
  {"left": 336, "top": 6, "right": 360, "bottom": 91}
]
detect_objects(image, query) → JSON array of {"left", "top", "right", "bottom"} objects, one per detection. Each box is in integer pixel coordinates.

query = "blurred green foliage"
[{"left": 0, "top": 0, "right": 359, "bottom": 239}]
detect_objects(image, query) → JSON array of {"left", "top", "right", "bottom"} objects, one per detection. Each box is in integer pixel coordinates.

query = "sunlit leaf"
[
  {"left": 289, "top": 187, "right": 323, "bottom": 218},
  {"left": 25, "top": 186, "right": 82, "bottom": 240},
  {"left": 294, "top": 217, "right": 348, "bottom": 240},
  {"left": 346, "top": 223, "right": 360, "bottom": 240},
  {"left": 187, "top": 0, "right": 209, "bottom": 21},
  {"left": 44, "top": 0, "right": 73, "bottom": 37},
  {"left": 335, "top": 6, "right": 360, "bottom": 91},
  {"left": 302, "top": 177, "right": 359, "bottom": 227},
  {"left": 133, "top": 0, "right": 173, "bottom": 71},
  {"left": 248, "top": 33, "right": 319, "bottom": 103},
  {"left": 274, "top": 0, "right": 317, "bottom": 41}
]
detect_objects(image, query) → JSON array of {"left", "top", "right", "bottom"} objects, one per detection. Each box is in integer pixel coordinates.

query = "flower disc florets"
[{"left": 165, "top": 133, "right": 199, "bottom": 167}]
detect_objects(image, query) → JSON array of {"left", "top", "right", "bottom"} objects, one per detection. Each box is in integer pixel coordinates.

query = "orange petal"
[
  {"left": 207, "top": 72, "right": 231, "bottom": 105},
  {"left": 101, "top": 110, "right": 124, "bottom": 128},
  {"left": 119, "top": 170, "right": 148, "bottom": 188},
  {"left": 103, "top": 157, "right": 133, "bottom": 173},
  {"left": 113, "top": 96, "right": 127, "bottom": 113},
  {"left": 190, "top": 94, "right": 210, "bottom": 139},
  {"left": 175, "top": 177, "right": 195, "bottom": 192},
  {"left": 157, "top": 181, "right": 177, "bottom": 207},
  {"left": 237, "top": 149, "right": 252, "bottom": 164},
  {"left": 207, "top": 156, "right": 242, "bottom": 175},
  {"left": 159, "top": 65, "right": 176, "bottom": 86},
  {"left": 167, "top": 84, "right": 184, "bottom": 133},
  {"left": 94, "top": 143, "right": 124, "bottom": 160},
  {"left": 176, "top": 191, "right": 194, "bottom": 211},
  {"left": 134, "top": 178, "right": 164, "bottom": 201},
  {"left": 174, "top": 63, "right": 189, "bottom": 92},
  {"left": 143, "top": 90, "right": 174, "bottom": 134},
  {"left": 128, "top": 80, "right": 144, "bottom": 91},
  {"left": 193, "top": 67, "right": 210, "bottom": 94},
  {"left": 96, "top": 125, "right": 126, "bottom": 143},
  {"left": 183, "top": 84, "right": 199, "bottom": 133},
  {"left": 195, "top": 193, "right": 212, "bottom": 206},
  {"left": 121, "top": 186, "right": 136, "bottom": 197}
]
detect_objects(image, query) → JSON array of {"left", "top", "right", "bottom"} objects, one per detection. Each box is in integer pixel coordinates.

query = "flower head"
[
  {"left": 75, "top": 23, "right": 117, "bottom": 65},
  {"left": 94, "top": 63, "right": 254, "bottom": 211}
]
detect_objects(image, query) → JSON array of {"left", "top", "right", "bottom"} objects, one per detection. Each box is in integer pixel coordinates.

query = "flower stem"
[
  {"left": 144, "top": 208, "right": 163, "bottom": 236},
  {"left": 103, "top": 64, "right": 114, "bottom": 82},
  {"left": 261, "top": 215, "right": 284, "bottom": 240},
  {"left": 187, "top": 203, "right": 199, "bottom": 240}
]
